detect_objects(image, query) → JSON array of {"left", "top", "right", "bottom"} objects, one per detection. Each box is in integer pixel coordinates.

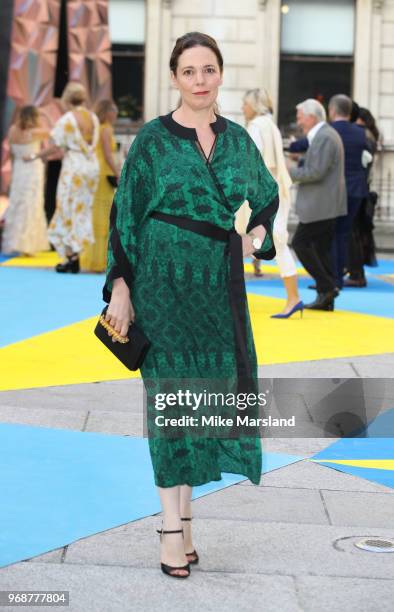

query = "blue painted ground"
[
  {"left": 0, "top": 423, "right": 303, "bottom": 568},
  {"left": 1, "top": 258, "right": 393, "bottom": 348},
  {"left": 0, "top": 267, "right": 105, "bottom": 347},
  {"left": 311, "top": 408, "right": 394, "bottom": 489},
  {"left": 246, "top": 275, "right": 394, "bottom": 319},
  {"left": 245, "top": 256, "right": 394, "bottom": 275}
]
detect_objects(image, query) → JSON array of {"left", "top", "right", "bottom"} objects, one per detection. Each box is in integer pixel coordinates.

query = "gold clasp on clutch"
[{"left": 99, "top": 315, "right": 129, "bottom": 344}]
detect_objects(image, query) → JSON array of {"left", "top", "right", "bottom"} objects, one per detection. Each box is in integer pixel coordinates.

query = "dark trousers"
[
  {"left": 291, "top": 219, "right": 336, "bottom": 293},
  {"left": 346, "top": 198, "right": 367, "bottom": 281},
  {"left": 44, "top": 160, "right": 62, "bottom": 223},
  {"left": 332, "top": 196, "right": 363, "bottom": 288}
]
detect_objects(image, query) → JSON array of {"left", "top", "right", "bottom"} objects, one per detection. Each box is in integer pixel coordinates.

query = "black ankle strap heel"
[
  {"left": 55, "top": 253, "right": 80, "bottom": 274},
  {"left": 181, "top": 517, "right": 199, "bottom": 565},
  {"left": 157, "top": 528, "right": 190, "bottom": 578}
]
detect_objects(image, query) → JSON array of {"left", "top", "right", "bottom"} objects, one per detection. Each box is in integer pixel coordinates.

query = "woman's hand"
[
  {"left": 105, "top": 277, "right": 135, "bottom": 340},
  {"left": 23, "top": 154, "right": 37, "bottom": 162},
  {"left": 242, "top": 234, "right": 256, "bottom": 257}
]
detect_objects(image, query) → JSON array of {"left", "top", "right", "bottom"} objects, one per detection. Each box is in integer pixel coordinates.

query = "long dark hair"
[
  {"left": 169, "top": 32, "right": 224, "bottom": 74},
  {"left": 358, "top": 107, "right": 380, "bottom": 143}
]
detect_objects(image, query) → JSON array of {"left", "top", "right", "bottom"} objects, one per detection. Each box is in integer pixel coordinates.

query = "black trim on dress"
[
  {"left": 159, "top": 111, "right": 227, "bottom": 140},
  {"left": 102, "top": 202, "right": 135, "bottom": 303},
  {"left": 246, "top": 194, "right": 279, "bottom": 261}
]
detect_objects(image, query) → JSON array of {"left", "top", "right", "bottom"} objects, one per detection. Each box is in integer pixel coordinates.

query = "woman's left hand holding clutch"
[{"left": 105, "top": 277, "right": 135, "bottom": 341}]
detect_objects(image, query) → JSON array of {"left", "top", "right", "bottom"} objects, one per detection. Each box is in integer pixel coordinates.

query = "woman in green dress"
[{"left": 103, "top": 32, "right": 278, "bottom": 579}]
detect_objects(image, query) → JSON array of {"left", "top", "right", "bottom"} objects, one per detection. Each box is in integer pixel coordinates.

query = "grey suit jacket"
[{"left": 290, "top": 123, "right": 347, "bottom": 223}]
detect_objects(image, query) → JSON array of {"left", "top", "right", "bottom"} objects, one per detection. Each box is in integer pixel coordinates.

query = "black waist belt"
[
  {"left": 150, "top": 211, "right": 255, "bottom": 393},
  {"left": 151, "top": 211, "right": 229, "bottom": 242}
]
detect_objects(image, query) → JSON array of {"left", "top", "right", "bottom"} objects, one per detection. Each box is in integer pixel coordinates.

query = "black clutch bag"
[
  {"left": 106, "top": 175, "right": 119, "bottom": 188},
  {"left": 94, "top": 306, "right": 151, "bottom": 371}
]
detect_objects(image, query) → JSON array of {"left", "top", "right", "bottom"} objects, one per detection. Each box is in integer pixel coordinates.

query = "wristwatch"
[{"left": 249, "top": 232, "right": 262, "bottom": 251}]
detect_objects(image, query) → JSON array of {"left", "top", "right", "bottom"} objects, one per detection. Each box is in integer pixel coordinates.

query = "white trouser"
[
  {"left": 272, "top": 199, "right": 297, "bottom": 278},
  {"left": 234, "top": 199, "right": 297, "bottom": 278}
]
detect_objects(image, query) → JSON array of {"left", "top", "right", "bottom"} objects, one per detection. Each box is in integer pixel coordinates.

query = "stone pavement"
[{"left": 0, "top": 353, "right": 393, "bottom": 612}]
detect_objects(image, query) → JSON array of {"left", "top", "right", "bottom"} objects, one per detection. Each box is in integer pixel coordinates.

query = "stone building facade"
[{"left": 144, "top": 0, "right": 394, "bottom": 227}]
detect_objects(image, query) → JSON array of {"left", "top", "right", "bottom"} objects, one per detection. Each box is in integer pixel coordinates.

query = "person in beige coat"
[{"left": 238, "top": 88, "right": 303, "bottom": 318}]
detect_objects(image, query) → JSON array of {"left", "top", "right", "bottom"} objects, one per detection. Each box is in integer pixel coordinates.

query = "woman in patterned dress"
[
  {"left": 102, "top": 33, "right": 278, "bottom": 578},
  {"left": 26, "top": 83, "right": 99, "bottom": 273}
]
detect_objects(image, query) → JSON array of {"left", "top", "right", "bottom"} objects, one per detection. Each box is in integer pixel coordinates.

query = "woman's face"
[
  {"left": 171, "top": 45, "right": 223, "bottom": 111},
  {"left": 242, "top": 99, "right": 256, "bottom": 121}
]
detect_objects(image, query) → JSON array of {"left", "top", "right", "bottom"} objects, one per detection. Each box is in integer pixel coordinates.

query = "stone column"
[
  {"left": 257, "top": 0, "right": 281, "bottom": 120},
  {"left": 144, "top": 0, "right": 175, "bottom": 120}
]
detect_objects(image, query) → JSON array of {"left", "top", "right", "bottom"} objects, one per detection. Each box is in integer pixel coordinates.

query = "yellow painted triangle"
[
  {"left": 248, "top": 294, "right": 394, "bottom": 365},
  {"left": 310, "top": 459, "right": 394, "bottom": 471},
  {"left": 0, "top": 317, "right": 140, "bottom": 391},
  {"left": 0, "top": 251, "right": 61, "bottom": 268},
  {"left": 244, "top": 262, "right": 308, "bottom": 276},
  {"left": 1, "top": 294, "right": 394, "bottom": 391}
]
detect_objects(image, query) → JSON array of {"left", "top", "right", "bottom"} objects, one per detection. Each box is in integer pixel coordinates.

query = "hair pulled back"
[{"left": 169, "top": 31, "right": 224, "bottom": 74}]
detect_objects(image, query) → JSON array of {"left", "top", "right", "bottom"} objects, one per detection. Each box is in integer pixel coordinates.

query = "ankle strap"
[
  {"left": 181, "top": 517, "right": 192, "bottom": 521},
  {"left": 157, "top": 528, "right": 183, "bottom": 535}
]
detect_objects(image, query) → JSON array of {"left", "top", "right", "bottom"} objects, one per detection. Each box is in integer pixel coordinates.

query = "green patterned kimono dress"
[{"left": 103, "top": 112, "right": 278, "bottom": 488}]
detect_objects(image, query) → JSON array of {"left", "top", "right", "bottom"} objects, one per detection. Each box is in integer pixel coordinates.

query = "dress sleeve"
[
  {"left": 102, "top": 131, "right": 154, "bottom": 303},
  {"left": 50, "top": 114, "right": 71, "bottom": 149},
  {"left": 246, "top": 139, "right": 279, "bottom": 260}
]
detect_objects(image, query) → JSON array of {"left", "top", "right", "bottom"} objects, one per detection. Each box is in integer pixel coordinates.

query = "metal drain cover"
[{"left": 355, "top": 538, "right": 394, "bottom": 552}]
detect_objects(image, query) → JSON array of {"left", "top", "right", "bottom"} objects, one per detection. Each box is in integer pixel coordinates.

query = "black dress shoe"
[
  {"left": 308, "top": 285, "right": 340, "bottom": 297},
  {"left": 55, "top": 255, "right": 80, "bottom": 274},
  {"left": 343, "top": 278, "right": 367, "bottom": 288},
  {"left": 304, "top": 292, "right": 335, "bottom": 311}
]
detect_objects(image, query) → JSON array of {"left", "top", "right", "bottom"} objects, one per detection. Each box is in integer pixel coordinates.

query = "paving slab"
[
  {"left": 0, "top": 406, "right": 86, "bottom": 430},
  {"left": 259, "top": 361, "right": 357, "bottom": 378},
  {"left": 0, "top": 380, "right": 144, "bottom": 414},
  {"left": 240, "top": 458, "right": 393, "bottom": 493},
  {"left": 84, "top": 411, "right": 144, "bottom": 436},
  {"left": 186, "top": 519, "right": 394, "bottom": 579},
  {"left": 262, "top": 437, "right": 333, "bottom": 455},
  {"left": 260, "top": 353, "right": 394, "bottom": 379},
  {"left": 351, "top": 362, "right": 394, "bottom": 378},
  {"left": 0, "top": 563, "right": 300, "bottom": 612},
  {"left": 63, "top": 515, "right": 394, "bottom": 580},
  {"left": 296, "top": 576, "right": 394, "bottom": 612},
  {"left": 188, "top": 482, "right": 329, "bottom": 525},
  {"left": 24, "top": 549, "right": 64, "bottom": 564},
  {"left": 322, "top": 490, "right": 394, "bottom": 528}
]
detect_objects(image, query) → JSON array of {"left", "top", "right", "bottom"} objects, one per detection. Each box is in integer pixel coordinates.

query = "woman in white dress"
[
  {"left": 25, "top": 83, "right": 99, "bottom": 273},
  {"left": 2, "top": 106, "right": 49, "bottom": 255},
  {"left": 239, "top": 88, "right": 303, "bottom": 319}
]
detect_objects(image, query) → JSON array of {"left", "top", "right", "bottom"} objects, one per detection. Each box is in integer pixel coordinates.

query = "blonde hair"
[
  {"left": 61, "top": 82, "right": 87, "bottom": 107},
  {"left": 95, "top": 99, "right": 117, "bottom": 124},
  {"left": 243, "top": 88, "right": 273, "bottom": 115},
  {"left": 18, "top": 105, "right": 39, "bottom": 130}
]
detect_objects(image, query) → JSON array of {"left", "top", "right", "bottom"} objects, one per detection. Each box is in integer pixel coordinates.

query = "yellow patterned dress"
[
  {"left": 48, "top": 110, "right": 99, "bottom": 257},
  {"left": 81, "top": 123, "right": 117, "bottom": 271}
]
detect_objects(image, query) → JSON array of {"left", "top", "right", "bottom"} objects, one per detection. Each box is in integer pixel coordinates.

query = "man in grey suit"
[{"left": 290, "top": 99, "right": 346, "bottom": 311}]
